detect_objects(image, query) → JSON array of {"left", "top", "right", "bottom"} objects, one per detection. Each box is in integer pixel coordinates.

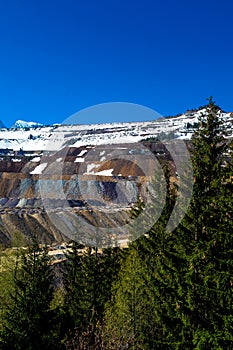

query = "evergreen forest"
[{"left": 0, "top": 99, "right": 232, "bottom": 349}]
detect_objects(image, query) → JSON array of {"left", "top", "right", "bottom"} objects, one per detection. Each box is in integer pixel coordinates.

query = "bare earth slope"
[{"left": 0, "top": 108, "right": 232, "bottom": 246}]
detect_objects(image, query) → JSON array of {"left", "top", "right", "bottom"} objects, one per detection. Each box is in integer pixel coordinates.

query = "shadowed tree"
[
  {"left": 0, "top": 240, "right": 62, "bottom": 350},
  {"left": 62, "top": 240, "right": 122, "bottom": 349}
]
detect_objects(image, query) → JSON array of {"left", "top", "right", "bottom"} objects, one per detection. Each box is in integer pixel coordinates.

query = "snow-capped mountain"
[
  {"left": 0, "top": 108, "right": 231, "bottom": 152},
  {"left": 11, "top": 120, "right": 43, "bottom": 129}
]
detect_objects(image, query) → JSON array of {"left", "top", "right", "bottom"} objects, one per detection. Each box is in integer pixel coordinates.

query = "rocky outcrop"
[{"left": 0, "top": 142, "right": 168, "bottom": 246}]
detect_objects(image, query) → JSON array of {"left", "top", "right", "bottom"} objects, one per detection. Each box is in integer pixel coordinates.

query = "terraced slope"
[{"left": 0, "top": 107, "right": 231, "bottom": 246}]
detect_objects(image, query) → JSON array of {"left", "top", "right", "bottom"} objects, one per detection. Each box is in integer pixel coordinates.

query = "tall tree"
[
  {"left": 0, "top": 240, "right": 62, "bottom": 350},
  {"left": 104, "top": 247, "right": 147, "bottom": 350},
  {"left": 104, "top": 98, "right": 233, "bottom": 349},
  {"left": 180, "top": 98, "right": 233, "bottom": 348},
  {"left": 62, "top": 241, "right": 122, "bottom": 349},
  {"left": 104, "top": 166, "right": 188, "bottom": 349}
]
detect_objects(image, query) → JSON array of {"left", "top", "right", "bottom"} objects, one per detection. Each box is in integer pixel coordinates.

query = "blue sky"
[{"left": 0, "top": 0, "right": 233, "bottom": 127}]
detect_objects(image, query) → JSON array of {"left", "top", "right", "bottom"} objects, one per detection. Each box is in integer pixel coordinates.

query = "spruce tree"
[
  {"left": 104, "top": 166, "right": 187, "bottom": 349},
  {"left": 181, "top": 98, "right": 233, "bottom": 348},
  {"left": 104, "top": 99, "right": 233, "bottom": 349},
  {"left": 103, "top": 247, "right": 147, "bottom": 349},
  {"left": 62, "top": 241, "right": 122, "bottom": 349},
  {"left": 0, "top": 240, "right": 61, "bottom": 350}
]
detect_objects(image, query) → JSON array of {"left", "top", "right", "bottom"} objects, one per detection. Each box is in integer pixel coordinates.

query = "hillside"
[
  {"left": 0, "top": 107, "right": 232, "bottom": 246},
  {"left": 0, "top": 108, "right": 232, "bottom": 151}
]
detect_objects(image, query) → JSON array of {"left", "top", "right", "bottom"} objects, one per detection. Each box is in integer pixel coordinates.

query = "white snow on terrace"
[
  {"left": 85, "top": 163, "right": 99, "bottom": 174},
  {"left": 30, "top": 163, "right": 47, "bottom": 175},
  {"left": 0, "top": 126, "right": 55, "bottom": 151},
  {"left": 95, "top": 169, "right": 114, "bottom": 176},
  {"left": 71, "top": 134, "right": 143, "bottom": 148},
  {"left": 177, "top": 132, "right": 193, "bottom": 140},
  {"left": 0, "top": 109, "right": 231, "bottom": 152},
  {"left": 31, "top": 157, "right": 41, "bottom": 162},
  {"left": 74, "top": 157, "right": 85, "bottom": 163},
  {"left": 0, "top": 127, "right": 52, "bottom": 140},
  {"left": 77, "top": 149, "right": 87, "bottom": 157},
  {"left": 0, "top": 139, "right": 16, "bottom": 149}
]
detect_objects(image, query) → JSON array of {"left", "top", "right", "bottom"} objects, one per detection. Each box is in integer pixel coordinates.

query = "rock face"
[
  {"left": 0, "top": 107, "right": 231, "bottom": 246},
  {"left": 0, "top": 142, "right": 167, "bottom": 246}
]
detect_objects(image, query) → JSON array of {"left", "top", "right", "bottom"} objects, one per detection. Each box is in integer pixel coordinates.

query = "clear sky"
[{"left": 0, "top": 0, "right": 233, "bottom": 127}]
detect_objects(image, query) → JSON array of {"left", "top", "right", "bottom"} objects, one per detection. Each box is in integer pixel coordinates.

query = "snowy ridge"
[
  {"left": 12, "top": 120, "right": 43, "bottom": 129},
  {"left": 0, "top": 108, "right": 232, "bottom": 152}
]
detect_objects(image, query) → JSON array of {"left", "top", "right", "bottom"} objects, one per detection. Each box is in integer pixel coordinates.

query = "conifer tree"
[
  {"left": 104, "top": 166, "right": 187, "bottom": 349},
  {"left": 104, "top": 98, "right": 232, "bottom": 348},
  {"left": 60, "top": 241, "right": 86, "bottom": 347},
  {"left": 62, "top": 241, "right": 122, "bottom": 349},
  {"left": 0, "top": 240, "right": 61, "bottom": 350},
  {"left": 104, "top": 247, "right": 146, "bottom": 349},
  {"left": 180, "top": 98, "right": 233, "bottom": 348}
]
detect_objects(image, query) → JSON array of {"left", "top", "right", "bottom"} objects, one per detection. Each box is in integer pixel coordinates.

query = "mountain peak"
[{"left": 11, "top": 120, "right": 43, "bottom": 129}]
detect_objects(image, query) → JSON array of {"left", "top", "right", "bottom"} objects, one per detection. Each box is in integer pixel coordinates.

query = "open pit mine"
[{"left": 0, "top": 108, "right": 232, "bottom": 246}]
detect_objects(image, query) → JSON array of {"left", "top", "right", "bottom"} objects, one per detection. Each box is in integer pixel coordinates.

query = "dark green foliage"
[
  {"left": 104, "top": 98, "right": 233, "bottom": 349},
  {"left": 186, "top": 121, "right": 199, "bottom": 129},
  {"left": 179, "top": 97, "right": 233, "bottom": 348},
  {"left": 103, "top": 247, "right": 147, "bottom": 349},
  {"left": 104, "top": 166, "right": 185, "bottom": 349},
  {"left": 62, "top": 241, "right": 122, "bottom": 349},
  {"left": 0, "top": 98, "right": 232, "bottom": 349},
  {"left": 0, "top": 240, "right": 62, "bottom": 350}
]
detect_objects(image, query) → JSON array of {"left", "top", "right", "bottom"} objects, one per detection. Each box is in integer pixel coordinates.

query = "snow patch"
[
  {"left": 30, "top": 163, "right": 47, "bottom": 174},
  {"left": 31, "top": 157, "right": 41, "bottom": 162},
  {"left": 74, "top": 157, "right": 85, "bottom": 163},
  {"left": 95, "top": 169, "right": 113, "bottom": 176},
  {"left": 85, "top": 163, "right": 99, "bottom": 174},
  {"left": 77, "top": 149, "right": 87, "bottom": 157}
]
